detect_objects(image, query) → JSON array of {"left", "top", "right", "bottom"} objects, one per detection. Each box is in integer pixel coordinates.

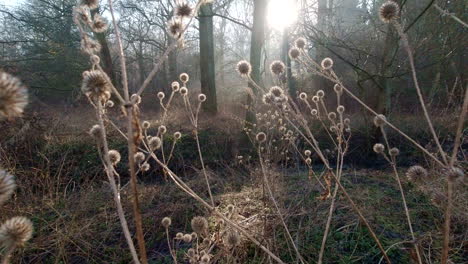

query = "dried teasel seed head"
[
  {"left": 270, "top": 60, "right": 285, "bottom": 75},
  {"left": 337, "top": 105, "right": 345, "bottom": 114},
  {"left": 175, "top": 232, "right": 183, "bottom": 240},
  {"left": 406, "top": 165, "right": 428, "bottom": 183},
  {"left": 183, "top": 234, "right": 192, "bottom": 243},
  {"left": 256, "top": 132, "right": 267, "bottom": 143},
  {"left": 91, "top": 14, "right": 109, "bottom": 33},
  {"left": 0, "top": 71, "right": 28, "bottom": 120},
  {"left": 149, "top": 136, "right": 162, "bottom": 150},
  {"left": 198, "top": 94, "right": 206, "bottom": 102},
  {"left": 158, "top": 125, "right": 167, "bottom": 135},
  {"left": 175, "top": 1, "right": 193, "bottom": 17},
  {"left": 131, "top": 94, "right": 141, "bottom": 105},
  {"left": 316, "top": 90, "right": 325, "bottom": 98},
  {"left": 180, "top": 73, "right": 190, "bottom": 83},
  {"left": 167, "top": 18, "right": 183, "bottom": 39},
  {"left": 134, "top": 152, "right": 145, "bottom": 164},
  {"left": 304, "top": 150, "right": 311, "bottom": 156},
  {"left": 171, "top": 81, "right": 180, "bottom": 92},
  {"left": 81, "top": 37, "right": 101, "bottom": 55},
  {"left": 0, "top": 170, "right": 15, "bottom": 206},
  {"left": 328, "top": 112, "right": 336, "bottom": 120},
  {"left": 312, "top": 96, "right": 319, "bottom": 103},
  {"left": 373, "top": 114, "right": 387, "bottom": 127},
  {"left": 161, "top": 217, "right": 172, "bottom": 228},
  {"left": 142, "top": 121, "right": 151, "bottom": 129},
  {"left": 89, "top": 124, "right": 102, "bottom": 138},
  {"left": 191, "top": 216, "right": 208, "bottom": 234},
  {"left": 236, "top": 60, "right": 251, "bottom": 76},
  {"left": 180, "top": 87, "right": 188, "bottom": 96},
  {"left": 202, "top": 237, "right": 210, "bottom": 246},
  {"left": 446, "top": 167, "right": 464, "bottom": 182},
  {"left": 295, "top": 37, "right": 307, "bottom": 49},
  {"left": 0, "top": 216, "right": 33, "bottom": 248},
  {"left": 262, "top": 93, "right": 274, "bottom": 105},
  {"left": 174, "top": 132, "right": 182, "bottom": 140},
  {"left": 311, "top": 109, "right": 318, "bottom": 116},
  {"left": 157, "top": 92, "right": 165, "bottom": 100},
  {"left": 299, "top": 92, "right": 307, "bottom": 100},
  {"left": 224, "top": 230, "right": 240, "bottom": 248},
  {"left": 334, "top": 84, "right": 343, "bottom": 94},
  {"left": 321, "top": 58, "right": 333, "bottom": 70},
  {"left": 379, "top": 1, "right": 400, "bottom": 23},
  {"left": 200, "top": 254, "right": 210, "bottom": 264},
  {"left": 108, "top": 150, "right": 121, "bottom": 165},
  {"left": 81, "top": 70, "right": 111, "bottom": 102},
  {"left": 105, "top": 100, "right": 114, "bottom": 108},
  {"left": 389, "top": 147, "right": 400, "bottom": 156},
  {"left": 344, "top": 118, "right": 350, "bottom": 125},
  {"left": 90, "top": 55, "right": 100, "bottom": 65},
  {"left": 269, "top": 86, "right": 284, "bottom": 97},
  {"left": 80, "top": 0, "right": 99, "bottom": 10},
  {"left": 141, "top": 162, "right": 150, "bottom": 172},
  {"left": 190, "top": 232, "right": 197, "bottom": 240},
  {"left": 187, "top": 248, "right": 195, "bottom": 257},
  {"left": 289, "top": 48, "right": 300, "bottom": 60},
  {"left": 373, "top": 143, "right": 385, "bottom": 154}
]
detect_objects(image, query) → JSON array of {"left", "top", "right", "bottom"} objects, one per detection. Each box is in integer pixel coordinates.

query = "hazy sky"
[{"left": 0, "top": 0, "right": 22, "bottom": 7}]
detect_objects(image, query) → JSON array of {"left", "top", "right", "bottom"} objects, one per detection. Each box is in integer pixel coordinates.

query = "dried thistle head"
[
  {"left": 289, "top": 48, "right": 300, "bottom": 60},
  {"left": 321, "top": 58, "right": 333, "bottom": 70},
  {"left": 224, "top": 230, "right": 240, "bottom": 248},
  {"left": 89, "top": 124, "right": 102, "bottom": 138},
  {"left": 191, "top": 216, "right": 208, "bottom": 235},
  {"left": 389, "top": 147, "right": 400, "bottom": 157},
  {"left": 198, "top": 94, "right": 206, "bottom": 102},
  {"left": 0, "top": 170, "right": 15, "bottom": 206},
  {"left": 337, "top": 105, "right": 345, "bottom": 114},
  {"left": 299, "top": 92, "right": 307, "bottom": 100},
  {"left": 175, "top": 1, "right": 193, "bottom": 17},
  {"left": 180, "top": 73, "right": 190, "bottom": 84},
  {"left": 134, "top": 152, "right": 145, "bottom": 164},
  {"left": 167, "top": 18, "right": 183, "bottom": 39},
  {"left": 0, "top": 71, "right": 28, "bottom": 120},
  {"left": 0, "top": 217, "right": 33, "bottom": 249},
  {"left": 81, "top": 37, "right": 101, "bottom": 55},
  {"left": 81, "top": 71, "right": 111, "bottom": 102},
  {"left": 171, "top": 81, "right": 180, "bottom": 92},
  {"left": 80, "top": 0, "right": 99, "bottom": 10},
  {"left": 149, "top": 136, "right": 162, "bottom": 150},
  {"left": 161, "top": 217, "right": 171, "bottom": 228},
  {"left": 269, "top": 86, "right": 284, "bottom": 97},
  {"left": 183, "top": 234, "right": 192, "bottom": 243},
  {"left": 256, "top": 132, "right": 267, "bottom": 143},
  {"left": 333, "top": 84, "right": 343, "bottom": 94},
  {"left": 446, "top": 167, "right": 464, "bottom": 182},
  {"left": 379, "top": 1, "right": 400, "bottom": 23},
  {"left": 294, "top": 37, "right": 307, "bottom": 49},
  {"left": 373, "top": 143, "right": 385, "bottom": 154},
  {"left": 406, "top": 165, "right": 427, "bottom": 183},
  {"left": 157, "top": 92, "right": 165, "bottom": 100},
  {"left": 142, "top": 121, "right": 151, "bottom": 130},
  {"left": 108, "top": 150, "right": 121, "bottom": 165},
  {"left": 328, "top": 112, "right": 336, "bottom": 120},
  {"left": 316, "top": 90, "right": 325, "bottom": 98},
  {"left": 304, "top": 150, "right": 311, "bottom": 156},
  {"left": 91, "top": 14, "right": 108, "bottom": 33},
  {"left": 180, "top": 87, "right": 188, "bottom": 96},
  {"left": 373, "top": 114, "right": 387, "bottom": 127},
  {"left": 105, "top": 100, "right": 114, "bottom": 108},
  {"left": 236, "top": 60, "right": 251, "bottom": 76},
  {"left": 174, "top": 132, "right": 182, "bottom": 140},
  {"left": 200, "top": 254, "right": 210, "bottom": 264},
  {"left": 158, "top": 125, "right": 167, "bottom": 135},
  {"left": 141, "top": 162, "right": 150, "bottom": 172},
  {"left": 175, "top": 232, "right": 183, "bottom": 240},
  {"left": 270, "top": 60, "right": 285, "bottom": 75},
  {"left": 90, "top": 55, "right": 100, "bottom": 65},
  {"left": 131, "top": 94, "right": 141, "bottom": 105},
  {"left": 262, "top": 93, "right": 274, "bottom": 105}
]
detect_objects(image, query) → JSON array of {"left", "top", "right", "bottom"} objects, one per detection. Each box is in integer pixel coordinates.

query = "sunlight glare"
[{"left": 267, "top": 0, "right": 298, "bottom": 30}]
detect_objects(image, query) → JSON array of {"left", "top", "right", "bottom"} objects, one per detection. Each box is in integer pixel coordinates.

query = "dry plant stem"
[
  {"left": 165, "top": 227, "right": 177, "bottom": 263},
  {"left": 449, "top": 85, "right": 468, "bottom": 166},
  {"left": 258, "top": 149, "right": 306, "bottom": 264},
  {"left": 441, "top": 180, "right": 453, "bottom": 264},
  {"left": 107, "top": 0, "right": 147, "bottom": 262},
  {"left": 96, "top": 102, "right": 141, "bottom": 264},
  {"left": 194, "top": 130, "right": 215, "bottom": 206},
  {"left": 434, "top": 4, "right": 468, "bottom": 28},
  {"left": 394, "top": 22, "right": 448, "bottom": 166}
]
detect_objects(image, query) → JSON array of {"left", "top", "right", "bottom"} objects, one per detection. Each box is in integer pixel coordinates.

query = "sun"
[{"left": 267, "top": 0, "right": 298, "bottom": 30}]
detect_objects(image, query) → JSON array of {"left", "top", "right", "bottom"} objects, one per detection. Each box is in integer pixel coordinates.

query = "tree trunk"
[{"left": 199, "top": 3, "right": 217, "bottom": 114}]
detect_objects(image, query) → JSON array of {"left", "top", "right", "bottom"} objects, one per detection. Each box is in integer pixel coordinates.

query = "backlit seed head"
[
  {"left": 81, "top": 70, "right": 111, "bottom": 102},
  {"left": 175, "top": 232, "right": 183, "bottom": 239},
  {"left": 373, "top": 114, "right": 387, "bottom": 127},
  {"left": 344, "top": 118, "right": 350, "bottom": 125},
  {"left": 270, "top": 60, "right": 285, "bottom": 75},
  {"left": 333, "top": 84, "right": 343, "bottom": 94},
  {"left": 149, "top": 136, "right": 162, "bottom": 150},
  {"left": 168, "top": 18, "right": 183, "bottom": 39},
  {"left": 157, "top": 92, "right": 165, "bottom": 100},
  {"left": 190, "top": 232, "right": 197, "bottom": 240},
  {"left": 171, "top": 81, "right": 180, "bottom": 92},
  {"left": 198, "top": 94, "right": 206, "bottom": 102},
  {"left": 312, "top": 96, "right": 319, "bottom": 103},
  {"left": 180, "top": 73, "right": 189, "bottom": 83},
  {"left": 0, "top": 72, "right": 28, "bottom": 120},
  {"left": 0, "top": 170, "right": 15, "bottom": 206},
  {"left": 316, "top": 90, "right": 325, "bottom": 98},
  {"left": 305, "top": 158, "right": 312, "bottom": 165},
  {"left": 81, "top": 37, "right": 101, "bottom": 55},
  {"left": 187, "top": 248, "right": 195, "bottom": 257},
  {"left": 304, "top": 150, "right": 311, "bottom": 156},
  {"left": 200, "top": 254, "right": 210, "bottom": 263},
  {"left": 183, "top": 234, "right": 192, "bottom": 243},
  {"left": 108, "top": 150, "right": 121, "bottom": 165},
  {"left": 289, "top": 48, "right": 300, "bottom": 60},
  {"left": 175, "top": 1, "right": 193, "bottom": 17},
  {"left": 256, "top": 132, "right": 267, "bottom": 143},
  {"left": 299, "top": 92, "right": 307, "bottom": 100},
  {"left": 227, "top": 204, "right": 235, "bottom": 212},
  {"left": 161, "top": 217, "right": 172, "bottom": 228},
  {"left": 269, "top": 86, "right": 284, "bottom": 97},
  {"left": 406, "top": 165, "right": 428, "bottom": 182},
  {"left": 191, "top": 216, "right": 208, "bottom": 234},
  {"left": 236, "top": 60, "right": 251, "bottom": 76},
  {"left": 328, "top": 112, "right": 336, "bottom": 120},
  {"left": 389, "top": 147, "right": 400, "bottom": 156},
  {"left": 0, "top": 216, "right": 33, "bottom": 248},
  {"left": 295, "top": 37, "right": 307, "bottom": 49},
  {"left": 180, "top": 87, "right": 188, "bottom": 95},
  {"left": 90, "top": 55, "right": 100, "bottom": 65},
  {"left": 131, "top": 94, "right": 141, "bottom": 105},
  {"left": 321, "top": 58, "right": 333, "bottom": 70},
  {"left": 174, "top": 132, "right": 182, "bottom": 140},
  {"left": 105, "top": 100, "right": 114, "bottom": 108},
  {"left": 142, "top": 121, "right": 151, "bottom": 129},
  {"left": 379, "top": 1, "right": 400, "bottom": 23},
  {"left": 224, "top": 230, "right": 240, "bottom": 248},
  {"left": 134, "top": 152, "right": 145, "bottom": 164},
  {"left": 91, "top": 14, "right": 109, "bottom": 33},
  {"left": 311, "top": 109, "right": 318, "bottom": 116},
  {"left": 337, "top": 105, "right": 345, "bottom": 114},
  {"left": 141, "top": 162, "right": 150, "bottom": 172},
  {"left": 89, "top": 124, "right": 102, "bottom": 138},
  {"left": 158, "top": 125, "right": 167, "bottom": 135},
  {"left": 446, "top": 167, "right": 464, "bottom": 182},
  {"left": 262, "top": 93, "right": 274, "bottom": 105},
  {"left": 373, "top": 143, "right": 385, "bottom": 154}
]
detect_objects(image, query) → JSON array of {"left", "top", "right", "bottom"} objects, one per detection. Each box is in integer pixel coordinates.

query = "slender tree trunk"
[
  {"left": 281, "top": 27, "right": 296, "bottom": 99},
  {"left": 199, "top": 3, "right": 217, "bottom": 113}
]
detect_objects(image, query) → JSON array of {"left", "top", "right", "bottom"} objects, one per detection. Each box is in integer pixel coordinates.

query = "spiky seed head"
[
  {"left": 295, "top": 37, "right": 307, "bottom": 49},
  {"left": 81, "top": 70, "right": 111, "bottom": 102},
  {"left": 158, "top": 125, "right": 167, "bottom": 135},
  {"left": 91, "top": 14, "right": 108, "bottom": 33},
  {"left": 183, "top": 234, "right": 192, "bottom": 243},
  {"left": 180, "top": 87, "right": 188, "bottom": 95},
  {"left": 0, "top": 216, "right": 33, "bottom": 248},
  {"left": 299, "top": 92, "right": 307, "bottom": 100},
  {"left": 180, "top": 73, "right": 190, "bottom": 83},
  {"left": 171, "top": 81, "right": 180, "bottom": 92},
  {"left": 198, "top": 94, "right": 206, "bottom": 102},
  {"left": 337, "top": 105, "right": 345, "bottom": 114},
  {"left": 175, "top": 232, "right": 183, "bottom": 239},
  {"left": 305, "top": 157, "right": 312, "bottom": 165},
  {"left": 328, "top": 112, "right": 336, "bottom": 120},
  {"left": 316, "top": 90, "right": 325, "bottom": 98},
  {"left": 321, "top": 58, "right": 333, "bottom": 70},
  {"left": 0, "top": 71, "right": 28, "bottom": 120},
  {"left": 224, "top": 230, "right": 240, "bottom": 248},
  {"left": 0, "top": 170, "right": 15, "bottom": 206},
  {"left": 373, "top": 143, "right": 385, "bottom": 154},
  {"left": 373, "top": 114, "right": 387, "bottom": 127},
  {"left": 202, "top": 237, "right": 210, "bottom": 246},
  {"left": 141, "top": 162, "right": 150, "bottom": 172},
  {"left": 227, "top": 204, "right": 235, "bottom": 212},
  {"left": 236, "top": 60, "right": 251, "bottom": 76},
  {"left": 131, "top": 94, "right": 141, "bottom": 105},
  {"left": 149, "top": 136, "right": 162, "bottom": 150},
  {"left": 142, "top": 121, "right": 150, "bottom": 129},
  {"left": 105, "top": 100, "right": 114, "bottom": 108},
  {"left": 304, "top": 150, "right": 311, "bottom": 156},
  {"left": 289, "top": 48, "right": 300, "bottom": 60},
  {"left": 191, "top": 216, "right": 208, "bottom": 234},
  {"left": 270, "top": 60, "right": 285, "bottom": 75},
  {"left": 157, "top": 92, "right": 165, "bottom": 100},
  {"left": 312, "top": 96, "right": 319, "bottom": 103},
  {"left": 344, "top": 118, "right": 351, "bottom": 125},
  {"left": 333, "top": 84, "right": 343, "bottom": 94},
  {"left": 187, "top": 248, "right": 195, "bottom": 257},
  {"left": 262, "top": 93, "right": 274, "bottom": 105},
  {"left": 134, "top": 152, "right": 145, "bottom": 164},
  {"left": 175, "top": 1, "right": 193, "bottom": 17},
  {"left": 191, "top": 232, "right": 197, "bottom": 240},
  {"left": 161, "top": 217, "right": 172, "bottom": 228},
  {"left": 311, "top": 109, "right": 318, "bottom": 116},
  {"left": 174, "top": 132, "right": 182, "bottom": 140},
  {"left": 90, "top": 55, "right": 100, "bottom": 65},
  {"left": 406, "top": 165, "right": 428, "bottom": 182},
  {"left": 81, "top": 37, "right": 101, "bottom": 55},
  {"left": 108, "top": 150, "right": 121, "bottom": 165},
  {"left": 200, "top": 254, "right": 210, "bottom": 264},
  {"left": 269, "top": 86, "right": 284, "bottom": 97},
  {"left": 379, "top": 1, "right": 400, "bottom": 23},
  {"left": 89, "top": 124, "right": 102, "bottom": 138},
  {"left": 446, "top": 167, "right": 464, "bottom": 182},
  {"left": 168, "top": 18, "right": 183, "bottom": 39},
  {"left": 74, "top": 6, "right": 92, "bottom": 24},
  {"left": 80, "top": 0, "right": 99, "bottom": 9},
  {"left": 389, "top": 148, "right": 400, "bottom": 156},
  {"left": 256, "top": 132, "right": 267, "bottom": 143}
]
